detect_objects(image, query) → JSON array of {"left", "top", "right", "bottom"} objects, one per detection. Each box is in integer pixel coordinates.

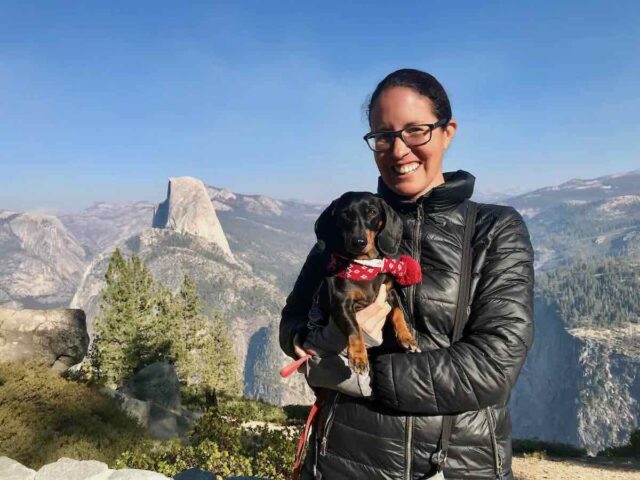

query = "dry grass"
[{"left": 513, "top": 456, "right": 640, "bottom": 480}]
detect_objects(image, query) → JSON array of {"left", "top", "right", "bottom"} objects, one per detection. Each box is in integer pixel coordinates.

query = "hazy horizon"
[{"left": 3, "top": 166, "right": 639, "bottom": 217}]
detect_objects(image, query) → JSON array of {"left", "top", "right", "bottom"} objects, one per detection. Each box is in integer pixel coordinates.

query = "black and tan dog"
[{"left": 314, "top": 191, "right": 421, "bottom": 374}]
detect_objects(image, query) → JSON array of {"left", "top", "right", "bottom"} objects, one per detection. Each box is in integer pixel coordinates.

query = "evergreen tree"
[
  {"left": 199, "top": 311, "right": 242, "bottom": 398},
  {"left": 174, "top": 275, "right": 242, "bottom": 404},
  {"left": 90, "top": 249, "right": 155, "bottom": 386},
  {"left": 90, "top": 254, "right": 242, "bottom": 401}
]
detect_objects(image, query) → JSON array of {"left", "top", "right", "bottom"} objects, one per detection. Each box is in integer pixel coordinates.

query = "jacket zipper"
[
  {"left": 404, "top": 204, "right": 423, "bottom": 480},
  {"left": 486, "top": 407, "right": 504, "bottom": 479},
  {"left": 453, "top": 201, "right": 474, "bottom": 342},
  {"left": 320, "top": 392, "right": 340, "bottom": 456}
]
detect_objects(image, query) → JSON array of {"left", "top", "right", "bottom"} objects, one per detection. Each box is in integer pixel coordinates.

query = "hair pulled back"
[{"left": 367, "top": 69, "right": 452, "bottom": 126}]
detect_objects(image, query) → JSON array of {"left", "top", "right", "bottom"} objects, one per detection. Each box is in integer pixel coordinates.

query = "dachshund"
[{"left": 314, "top": 191, "right": 421, "bottom": 374}]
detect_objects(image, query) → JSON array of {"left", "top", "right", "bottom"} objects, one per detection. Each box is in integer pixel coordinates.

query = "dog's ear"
[
  {"left": 314, "top": 199, "right": 339, "bottom": 252},
  {"left": 376, "top": 197, "right": 403, "bottom": 257}
]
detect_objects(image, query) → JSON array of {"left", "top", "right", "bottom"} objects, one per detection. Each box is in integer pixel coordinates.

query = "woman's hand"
[
  {"left": 292, "top": 284, "right": 391, "bottom": 374},
  {"left": 293, "top": 333, "right": 317, "bottom": 373}
]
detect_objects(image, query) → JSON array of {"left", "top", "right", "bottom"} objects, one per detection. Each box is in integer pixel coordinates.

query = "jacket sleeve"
[
  {"left": 279, "top": 243, "right": 328, "bottom": 359},
  {"left": 371, "top": 207, "right": 535, "bottom": 414}
]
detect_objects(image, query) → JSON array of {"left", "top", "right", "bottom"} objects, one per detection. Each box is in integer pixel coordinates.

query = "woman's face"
[{"left": 369, "top": 86, "right": 457, "bottom": 200}]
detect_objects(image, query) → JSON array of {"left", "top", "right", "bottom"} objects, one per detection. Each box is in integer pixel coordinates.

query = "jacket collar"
[{"left": 377, "top": 170, "right": 475, "bottom": 213}]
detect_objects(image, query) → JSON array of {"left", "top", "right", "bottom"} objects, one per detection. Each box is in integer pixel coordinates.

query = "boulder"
[
  {"left": 0, "top": 308, "right": 89, "bottom": 372},
  {"left": 99, "top": 387, "right": 151, "bottom": 426},
  {"left": 119, "top": 361, "right": 181, "bottom": 410},
  {"left": 115, "top": 362, "right": 201, "bottom": 440},
  {"left": 147, "top": 402, "right": 194, "bottom": 440},
  {"left": 35, "top": 458, "right": 108, "bottom": 480},
  {"left": 0, "top": 456, "right": 36, "bottom": 480}
]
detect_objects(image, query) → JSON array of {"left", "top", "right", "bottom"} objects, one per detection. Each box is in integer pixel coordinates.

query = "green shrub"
[
  {"left": 118, "top": 405, "right": 300, "bottom": 480},
  {"left": 523, "top": 450, "right": 547, "bottom": 460},
  {"left": 0, "top": 361, "right": 147, "bottom": 469},
  {"left": 513, "top": 439, "right": 586, "bottom": 458},
  {"left": 599, "top": 430, "right": 640, "bottom": 458},
  {"left": 217, "top": 396, "right": 288, "bottom": 425},
  {"left": 282, "top": 404, "right": 312, "bottom": 424}
]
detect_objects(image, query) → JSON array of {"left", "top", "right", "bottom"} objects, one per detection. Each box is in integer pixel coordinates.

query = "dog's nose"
[{"left": 351, "top": 237, "right": 367, "bottom": 249}]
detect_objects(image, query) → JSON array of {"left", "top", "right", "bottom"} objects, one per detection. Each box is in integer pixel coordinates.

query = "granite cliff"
[{"left": 153, "top": 176, "right": 233, "bottom": 258}]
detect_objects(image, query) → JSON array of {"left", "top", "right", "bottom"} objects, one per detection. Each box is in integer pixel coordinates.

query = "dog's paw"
[
  {"left": 349, "top": 353, "right": 369, "bottom": 375},
  {"left": 398, "top": 333, "right": 420, "bottom": 353}
]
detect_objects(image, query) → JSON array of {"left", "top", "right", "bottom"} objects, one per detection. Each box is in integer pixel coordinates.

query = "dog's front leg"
[
  {"left": 387, "top": 287, "right": 419, "bottom": 352},
  {"left": 333, "top": 296, "right": 368, "bottom": 374}
]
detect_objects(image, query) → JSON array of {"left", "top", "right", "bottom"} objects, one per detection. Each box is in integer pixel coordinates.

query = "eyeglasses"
[{"left": 363, "top": 118, "right": 449, "bottom": 152}]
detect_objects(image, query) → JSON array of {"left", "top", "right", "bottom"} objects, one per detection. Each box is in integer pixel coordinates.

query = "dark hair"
[{"left": 366, "top": 69, "right": 452, "bottom": 126}]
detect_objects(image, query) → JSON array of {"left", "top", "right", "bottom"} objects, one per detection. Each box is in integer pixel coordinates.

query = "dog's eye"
[{"left": 366, "top": 208, "right": 378, "bottom": 218}]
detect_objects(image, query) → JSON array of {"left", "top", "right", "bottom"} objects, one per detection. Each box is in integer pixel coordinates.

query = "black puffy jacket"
[{"left": 280, "top": 170, "right": 535, "bottom": 480}]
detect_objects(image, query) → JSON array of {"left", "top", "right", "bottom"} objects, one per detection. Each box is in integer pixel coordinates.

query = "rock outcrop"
[
  {"left": 0, "top": 457, "right": 172, "bottom": 480},
  {"left": 0, "top": 456, "right": 36, "bottom": 480},
  {"left": 153, "top": 177, "right": 233, "bottom": 258},
  {"left": 0, "top": 307, "right": 89, "bottom": 372},
  {"left": 0, "top": 456, "right": 271, "bottom": 480},
  {"left": 510, "top": 299, "right": 640, "bottom": 455}
]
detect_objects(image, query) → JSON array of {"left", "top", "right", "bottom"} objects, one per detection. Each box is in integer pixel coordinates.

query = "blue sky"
[{"left": 1, "top": 1, "right": 639, "bottom": 212}]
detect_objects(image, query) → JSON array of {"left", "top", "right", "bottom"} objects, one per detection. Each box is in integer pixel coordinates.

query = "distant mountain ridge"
[{"left": 506, "top": 169, "right": 640, "bottom": 218}]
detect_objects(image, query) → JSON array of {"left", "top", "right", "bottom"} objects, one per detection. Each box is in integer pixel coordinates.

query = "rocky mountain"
[
  {"left": 152, "top": 177, "right": 233, "bottom": 258},
  {"left": 507, "top": 168, "right": 640, "bottom": 454},
  {"left": 507, "top": 169, "right": 640, "bottom": 216},
  {"left": 59, "top": 201, "right": 155, "bottom": 257},
  {"left": 206, "top": 185, "right": 320, "bottom": 291},
  {"left": 70, "top": 177, "right": 316, "bottom": 406},
  {"left": 0, "top": 210, "right": 88, "bottom": 308}
]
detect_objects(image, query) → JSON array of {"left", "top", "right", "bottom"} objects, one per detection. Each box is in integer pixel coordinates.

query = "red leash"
[
  {"left": 279, "top": 354, "right": 312, "bottom": 378},
  {"left": 280, "top": 354, "right": 319, "bottom": 480}
]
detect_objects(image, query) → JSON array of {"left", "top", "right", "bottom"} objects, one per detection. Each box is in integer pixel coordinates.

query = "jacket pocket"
[{"left": 485, "top": 406, "right": 504, "bottom": 479}]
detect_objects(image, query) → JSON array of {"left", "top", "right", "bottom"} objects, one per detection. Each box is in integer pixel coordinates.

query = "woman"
[{"left": 279, "top": 69, "right": 534, "bottom": 480}]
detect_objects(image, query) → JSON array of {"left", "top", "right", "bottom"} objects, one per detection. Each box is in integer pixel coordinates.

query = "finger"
[{"left": 293, "top": 334, "right": 307, "bottom": 359}]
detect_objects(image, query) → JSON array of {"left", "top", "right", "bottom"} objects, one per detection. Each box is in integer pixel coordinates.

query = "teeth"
[{"left": 393, "top": 162, "right": 420, "bottom": 174}]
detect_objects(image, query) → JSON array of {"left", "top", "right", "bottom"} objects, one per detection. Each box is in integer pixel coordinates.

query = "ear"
[
  {"left": 376, "top": 197, "right": 403, "bottom": 257},
  {"left": 314, "top": 199, "right": 338, "bottom": 252}
]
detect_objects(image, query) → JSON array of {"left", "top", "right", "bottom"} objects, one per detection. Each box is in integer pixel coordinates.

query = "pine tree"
[
  {"left": 90, "top": 255, "right": 242, "bottom": 400},
  {"left": 198, "top": 311, "right": 242, "bottom": 400},
  {"left": 174, "top": 275, "right": 242, "bottom": 403},
  {"left": 90, "top": 249, "right": 155, "bottom": 386}
]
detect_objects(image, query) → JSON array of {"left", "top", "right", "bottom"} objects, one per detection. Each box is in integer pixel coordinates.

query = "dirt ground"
[{"left": 513, "top": 456, "right": 640, "bottom": 480}]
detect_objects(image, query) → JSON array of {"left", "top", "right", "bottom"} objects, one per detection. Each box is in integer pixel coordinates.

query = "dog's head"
[{"left": 315, "top": 192, "right": 403, "bottom": 258}]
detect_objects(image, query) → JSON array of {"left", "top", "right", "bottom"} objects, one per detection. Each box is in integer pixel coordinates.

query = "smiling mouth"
[{"left": 392, "top": 162, "right": 421, "bottom": 175}]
